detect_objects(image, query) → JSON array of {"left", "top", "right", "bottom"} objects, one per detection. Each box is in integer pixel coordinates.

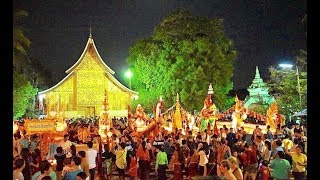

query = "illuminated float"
[
  {"left": 199, "top": 83, "right": 220, "bottom": 132},
  {"left": 160, "top": 93, "right": 188, "bottom": 133},
  {"left": 134, "top": 104, "right": 151, "bottom": 131},
  {"left": 210, "top": 66, "right": 283, "bottom": 133}
]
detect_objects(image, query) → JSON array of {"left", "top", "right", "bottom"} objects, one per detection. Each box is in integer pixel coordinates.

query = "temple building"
[
  {"left": 244, "top": 66, "right": 274, "bottom": 110},
  {"left": 38, "top": 33, "right": 138, "bottom": 118}
]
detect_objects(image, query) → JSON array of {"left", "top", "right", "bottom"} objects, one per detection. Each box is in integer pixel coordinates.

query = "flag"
[{"left": 213, "top": 120, "right": 219, "bottom": 135}]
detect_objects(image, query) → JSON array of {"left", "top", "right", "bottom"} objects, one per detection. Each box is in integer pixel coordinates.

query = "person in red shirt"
[
  {"left": 238, "top": 147, "right": 248, "bottom": 171},
  {"left": 257, "top": 160, "right": 271, "bottom": 180},
  {"left": 243, "top": 143, "right": 258, "bottom": 180},
  {"left": 136, "top": 141, "right": 150, "bottom": 180},
  {"left": 129, "top": 151, "right": 138, "bottom": 180}
]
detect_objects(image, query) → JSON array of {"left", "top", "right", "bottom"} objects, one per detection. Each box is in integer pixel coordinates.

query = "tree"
[
  {"left": 13, "top": 8, "right": 40, "bottom": 118},
  {"left": 13, "top": 9, "right": 31, "bottom": 70},
  {"left": 127, "top": 9, "right": 237, "bottom": 112},
  {"left": 267, "top": 50, "right": 307, "bottom": 117},
  {"left": 13, "top": 71, "right": 38, "bottom": 119},
  {"left": 21, "top": 57, "right": 54, "bottom": 115}
]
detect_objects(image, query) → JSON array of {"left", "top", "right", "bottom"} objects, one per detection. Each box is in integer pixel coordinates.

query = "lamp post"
[
  {"left": 125, "top": 69, "right": 133, "bottom": 89},
  {"left": 294, "top": 66, "right": 302, "bottom": 110},
  {"left": 278, "top": 63, "right": 302, "bottom": 110}
]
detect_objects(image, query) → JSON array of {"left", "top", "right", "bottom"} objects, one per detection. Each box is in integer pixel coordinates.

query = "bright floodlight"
[
  {"left": 279, "top": 63, "right": 293, "bottom": 69},
  {"left": 125, "top": 69, "right": 132, "bottom": 78}
]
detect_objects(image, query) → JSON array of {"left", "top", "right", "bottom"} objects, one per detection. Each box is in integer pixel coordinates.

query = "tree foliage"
[
  {"left": 13, "top": 71, "right": 38, "bottom": 119},
  {"left": 13, "top": 9, "right": 31, "bottom": 69},
  {"left": 13, "top": 8, "right": 40, "bottom": 119},
  {"left": 127, "top": 9, "right": 237, "bottom": 112},
  {"left": 22, "top": 57, "right": 54, "bottom": 90},
  {"left": 267, "top": 50, "right": 307, "bottom": 116}
]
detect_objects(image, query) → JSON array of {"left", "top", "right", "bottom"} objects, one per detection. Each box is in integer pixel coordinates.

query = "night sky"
[{"left": 14, "top": 0, "right": 306, "bottom": 90}]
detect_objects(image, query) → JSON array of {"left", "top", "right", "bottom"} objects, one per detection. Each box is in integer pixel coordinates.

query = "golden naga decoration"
[
  {"left": 200, "top": 94, "right": 218, "bottom": 119},
  {"left": 136, "top": 121, "right": 157, "bottom": 137},
  {"left": 266, "top": 102, "right": 278, "bottom": 129},
  {"left": 133, "top": 104, "right": 151, "bottom": 131},
  {"left": 233, "top": 95, "right": 246, "bottom": 126},
  {"left": 199, "top": 83, "right": 218, "bottom": 132},
  {"left": 134, "top": 104, "right": 150, "bottom": 121}
]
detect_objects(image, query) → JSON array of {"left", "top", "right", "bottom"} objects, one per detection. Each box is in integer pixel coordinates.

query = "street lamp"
[
  {"left": 278, "top": 63, "right": 302, "bottom": 110},
  {"left": 278, "top": 63, "right": 293, "bottom": 69},
  {"left": 125, "top": 69, "right": 133, "bottom": 89}
]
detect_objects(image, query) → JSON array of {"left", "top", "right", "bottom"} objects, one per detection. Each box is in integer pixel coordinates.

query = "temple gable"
[{"left": 38, "top": 34, "right": 138, "bottom": 118}]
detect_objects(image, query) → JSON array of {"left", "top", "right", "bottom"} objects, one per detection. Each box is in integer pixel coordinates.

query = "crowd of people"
[{"left": 13, "top": 117, "right": 307, "bottom": 180}]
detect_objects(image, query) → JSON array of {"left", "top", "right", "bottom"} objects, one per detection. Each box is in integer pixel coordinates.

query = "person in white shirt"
[
  {"left": 59, "top": 134, "right": 73, "bottom": 153},
  {"left": 197, "top": 143, "right": 208, "bottom": 176},
  {"left": 255, "top": 135, "right": 265, "bottom": 155},
  {"left": 86, "top": 141, "right": 97, "bottom": 180}
]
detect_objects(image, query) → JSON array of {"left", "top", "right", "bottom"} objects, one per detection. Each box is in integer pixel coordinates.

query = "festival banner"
[{"left": 25, "top": 120, "right": 56, "bottom": 133}]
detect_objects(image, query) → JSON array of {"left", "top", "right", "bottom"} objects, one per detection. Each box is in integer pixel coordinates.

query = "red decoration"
[{"left": 213, "top": 120, "right": 219, "bottom": 136}]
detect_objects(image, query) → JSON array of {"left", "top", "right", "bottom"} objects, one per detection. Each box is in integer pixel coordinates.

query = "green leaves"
[
  {"left": 13, "top": 71, "right": 38, "bottom": 119},
  {"left": 13, "top": 9, "right": 31, "bottom": 68},
  {"left": 127, "top": 9, "right": 237, "bottom": 112},
  {"left": 267, "top": 50, "right": 307, "bottom": 116}
]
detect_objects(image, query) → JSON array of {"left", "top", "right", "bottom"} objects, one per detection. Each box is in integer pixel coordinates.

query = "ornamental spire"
[
  {"left": 89, "top": 26, "right": 92, "bottom": 38},
  {"left": 255, "top": 66, "right": 261, "bottom": 79},
  {"left": 208, "top": 83, "right": 214, "bottom": 95}
]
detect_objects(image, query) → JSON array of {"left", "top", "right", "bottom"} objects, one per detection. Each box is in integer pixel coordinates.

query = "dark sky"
[{"left": 14, "top": 0, "right": 306, "bottom": 90}]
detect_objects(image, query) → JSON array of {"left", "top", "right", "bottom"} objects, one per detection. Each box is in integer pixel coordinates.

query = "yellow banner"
[{"left": 25, "top": 120, "right": 56, "bottom": 133}]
